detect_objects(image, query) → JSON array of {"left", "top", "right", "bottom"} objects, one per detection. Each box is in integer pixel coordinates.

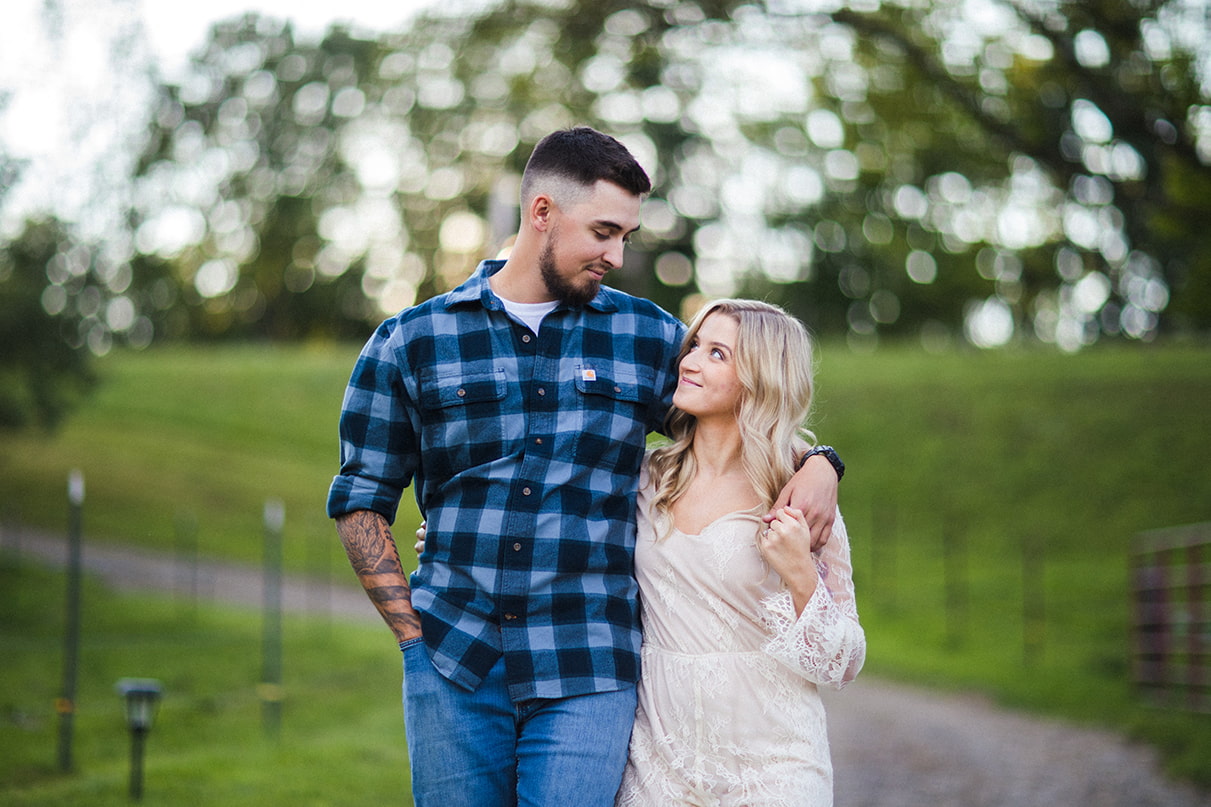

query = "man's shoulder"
[
  {"left": 376, "top": 290, "right": 479, "bottom": 334},
  {"left": 374, "top": 263, "right": 492, "bottom": 334},
  {"left": 594, "top": 286, "right": 681, "bottom": 328}
]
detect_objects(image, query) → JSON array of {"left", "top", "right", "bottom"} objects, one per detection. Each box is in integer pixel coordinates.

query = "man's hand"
[
  {"left": 414, "top": 521, "right": 426, "bottom": 556},
  {"left": 336, "top": 510, "right": 423, "bottom": 644},
  {"left": 766, "top": 454, "right": 839, "bottom": 551}
]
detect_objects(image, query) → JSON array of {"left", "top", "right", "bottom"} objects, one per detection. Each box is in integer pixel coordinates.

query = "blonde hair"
[{"left": 648, "top": 299, "right": 816, "bottom": 526}]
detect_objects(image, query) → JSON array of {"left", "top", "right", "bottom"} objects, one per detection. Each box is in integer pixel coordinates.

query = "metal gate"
[{"left": 1130, "top": 522, "right": 1211, "bottom": 713}]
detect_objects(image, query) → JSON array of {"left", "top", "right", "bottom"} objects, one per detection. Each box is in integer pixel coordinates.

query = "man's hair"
[{"left": 520, "top": 127, "right": 651, "bottom": 207}]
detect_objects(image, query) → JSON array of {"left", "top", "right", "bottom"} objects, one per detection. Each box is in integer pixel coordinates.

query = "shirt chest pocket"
[
  {"left": 418, "top": 368, "right": 508, "bottom": 474},
  {"left": 573, "top": 366, "right": 654, "bottom": 473}
]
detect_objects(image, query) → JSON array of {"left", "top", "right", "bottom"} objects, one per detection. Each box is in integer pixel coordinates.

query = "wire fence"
[{"left": 1130, "top": 522, "right": 1211, "bottom": 713}]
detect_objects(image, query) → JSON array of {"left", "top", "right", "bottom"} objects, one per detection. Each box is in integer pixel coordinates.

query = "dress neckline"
[{"left": 671, "top": 504, "right": 764, "bottom": 538}]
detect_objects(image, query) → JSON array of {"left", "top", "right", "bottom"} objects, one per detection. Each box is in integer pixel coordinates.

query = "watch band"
[{"left": 798, "top": 445, "right": 845, "bottom": 480}]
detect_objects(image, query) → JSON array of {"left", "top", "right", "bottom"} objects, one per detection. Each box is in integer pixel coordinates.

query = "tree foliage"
[
  {"left": 2, "top": 0, "right": 1206, "bottom": 371},
  {"left": 122, "top": 0, "right": 1209, "bottom": 351},
  {"left": 825, "top": 0, "right": 1211, "bottom": 348},
  {"left": 0, "top": 218, "right": 97, "bottom": 431}
]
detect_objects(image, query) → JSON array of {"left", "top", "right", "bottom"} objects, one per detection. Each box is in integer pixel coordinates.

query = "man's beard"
[{"left": 538, "top": 238, "right": 602, "bottom": 307}]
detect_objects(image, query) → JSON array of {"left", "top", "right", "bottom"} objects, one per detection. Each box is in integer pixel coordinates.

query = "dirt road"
[{"left": 8, "top": 529, "right": 1208, "bottom": 807}]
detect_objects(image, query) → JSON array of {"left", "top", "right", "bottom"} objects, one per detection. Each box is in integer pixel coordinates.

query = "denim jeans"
[{"left": 402, "top": 639, "right": 636, "bottom": 807}]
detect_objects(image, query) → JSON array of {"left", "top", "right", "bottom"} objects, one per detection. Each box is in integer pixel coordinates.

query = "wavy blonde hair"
[{"left": 648, "top": 299, "right": 817, "bottom": 526}]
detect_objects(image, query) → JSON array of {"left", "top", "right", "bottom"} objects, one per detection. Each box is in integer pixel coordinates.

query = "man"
[{"left": 327, "top": 127, "right": 842, "bottom": 806}]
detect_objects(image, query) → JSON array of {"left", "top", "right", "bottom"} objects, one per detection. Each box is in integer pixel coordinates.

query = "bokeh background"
[
  {"left": 4, "top": 0, "right": 1210, "bottom": 427},
  {"left": 2, "top": 1, "right": 1210, "bottom": 804}
]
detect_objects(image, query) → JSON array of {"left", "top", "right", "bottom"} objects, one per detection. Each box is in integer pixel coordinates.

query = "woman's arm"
[{"left": 760, "top": 508, "right": 865, "bottom": 688}]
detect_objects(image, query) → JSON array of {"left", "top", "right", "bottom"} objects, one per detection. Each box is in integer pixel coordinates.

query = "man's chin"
[
  {"left": 557, "top": 275, "right": 601, "bottom": 307},
  {"left": 564, "top": 284, "right": 599, "bottom": 307}
]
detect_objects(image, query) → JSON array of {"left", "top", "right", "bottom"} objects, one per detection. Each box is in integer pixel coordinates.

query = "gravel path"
[
  {"left": 8, "top": 528, "right": 1209, "bottom": 807},
  {"left": 824, "top": 680, "right": 1208, "bottom": 807}
]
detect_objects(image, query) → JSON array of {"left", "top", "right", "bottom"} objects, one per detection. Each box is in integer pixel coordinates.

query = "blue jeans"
[{"left": 402, "top": 639, "right": 636, "bottom": 807}]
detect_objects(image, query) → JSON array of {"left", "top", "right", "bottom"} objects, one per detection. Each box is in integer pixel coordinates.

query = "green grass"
[
  {"left": 0, "top": 343, "right": 390, "bottom": 574},
  {"left": 2, "top": 340, "right": 1210, "bottom": 795},
  {"left": 0, "top": 557, "right": 407, "bottom": 806},
  {"left": 815, "top": 342, "right": 1211, "bottom": 782}
]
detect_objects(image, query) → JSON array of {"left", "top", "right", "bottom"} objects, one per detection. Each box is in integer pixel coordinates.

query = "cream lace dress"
[{"left": 616, "top": 467, "right": 865, "bottom": 807}]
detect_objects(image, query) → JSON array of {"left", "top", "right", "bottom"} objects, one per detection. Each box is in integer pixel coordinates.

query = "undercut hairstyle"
[
  {"left": 648, "top": 299, "right": 817, "bottom": 530},
  {"left": 520, "top": 127, "right": 652, "bottom": 208}
]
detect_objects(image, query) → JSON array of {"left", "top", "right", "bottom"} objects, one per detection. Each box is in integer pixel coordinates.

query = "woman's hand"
[
  {"left": 413, "top": 521, "right": 426, "bottom": 556},
  {"left": 768, "top": 454, "right": 837, "bottom": 551},
  {"left": 758, "top": 506, "right": 819, "bottom": 615}
]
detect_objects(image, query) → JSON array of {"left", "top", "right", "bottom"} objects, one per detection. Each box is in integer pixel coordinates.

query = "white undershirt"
[{"left": 500, "top": 297, "right": 559, "bottom": 334}]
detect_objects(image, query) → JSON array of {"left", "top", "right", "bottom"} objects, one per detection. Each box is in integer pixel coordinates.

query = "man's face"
[{"left": 538, "top": 180, "right": 641, "bottom": 306}]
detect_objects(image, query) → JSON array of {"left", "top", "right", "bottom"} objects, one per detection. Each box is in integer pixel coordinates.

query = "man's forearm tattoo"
[
  {"left": 367, "top": 585, "right": 411, "bottom": 605},
  {"left": 341, "top": 511, "right": 403, "bottom": 575},
  {"left": 337, "top": 511, "right": 421, "bottom": 638}
]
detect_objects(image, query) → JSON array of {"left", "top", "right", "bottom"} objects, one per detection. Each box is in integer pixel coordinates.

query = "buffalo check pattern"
[{"left": 328, "top": 260, "right": 684, "bottom": 700}]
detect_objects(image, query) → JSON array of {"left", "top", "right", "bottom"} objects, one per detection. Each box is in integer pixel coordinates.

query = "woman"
[{"left": 615, "top": 299, "right": 864, "bottom": 807}]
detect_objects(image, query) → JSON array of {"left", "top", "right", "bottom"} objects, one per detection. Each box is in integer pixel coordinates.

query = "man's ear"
[{"left": 528, "top": 193, "right": 556, "bottom": 233}]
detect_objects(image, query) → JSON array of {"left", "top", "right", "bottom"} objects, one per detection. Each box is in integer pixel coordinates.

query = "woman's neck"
[{"left": 689, "top": 417, "right": 744, "bottom": 479}]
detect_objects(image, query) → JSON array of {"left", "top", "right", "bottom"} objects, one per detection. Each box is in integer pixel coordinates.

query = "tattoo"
[
  {"left": 336, "top": 510, "right": 422, "bottom": 640},
  {"left": 339, "top": 511, "right": 403, "bottom": 575},
  {"left": 367, "top": 585, "right": 411, "bottom": 604}
]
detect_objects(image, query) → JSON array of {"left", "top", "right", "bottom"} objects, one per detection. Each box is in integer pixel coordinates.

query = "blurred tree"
[
  {"left": 0, "top": 218, "right": 96, "bottom": 431},
  {"left": 128, "top": 0, "right": 1209, "bottom": 349},
  {"left": 129, "top": 16, "right": 381, "bottom": 341},
  {"left": 813, "top": 0, "right": 1211, "bottom": 348},
  {"left": 0, "top": 0, "right": 169, "bottom": 430}
]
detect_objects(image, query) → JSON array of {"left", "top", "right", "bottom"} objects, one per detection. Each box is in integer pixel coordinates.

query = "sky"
[
  {"left": 0, "top": 0, "right": 445, "bottom": 238},
  {"left": 138, "top": 0, "right": 437, "bottom": 76}
]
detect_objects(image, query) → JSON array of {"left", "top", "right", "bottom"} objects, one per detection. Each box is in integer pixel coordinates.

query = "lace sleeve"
[{"left": 761, "top": 509, "right": 865, "bottom": 689}]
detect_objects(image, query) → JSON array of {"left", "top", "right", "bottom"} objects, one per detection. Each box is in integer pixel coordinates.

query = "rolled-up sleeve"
[{"left": 326, "top": 321, "right": 418, "bottom": 524}]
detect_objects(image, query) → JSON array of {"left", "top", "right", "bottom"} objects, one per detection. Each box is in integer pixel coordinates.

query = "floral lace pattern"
[{"left": 616, "top": 470, "right": 864, "bottom": 807}]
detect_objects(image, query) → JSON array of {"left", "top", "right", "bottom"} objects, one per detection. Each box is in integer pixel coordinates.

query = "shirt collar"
[{"left": 444, "top": 259, "right": 620, "bottom": 314}]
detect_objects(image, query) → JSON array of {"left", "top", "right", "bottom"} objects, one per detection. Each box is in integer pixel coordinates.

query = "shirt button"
[
  {"left": 614, "top": 386, "right": 622, "bottom": 393},
  {"left": 457, "top": 388, "right": 466, "bottom": 397},
  {"left": 522, "top": 487, "right": 531, "bottom": 496},
  {"left": 537, "top": 388, "right": 546, "bottom": 396},
  {"left": 522, "top": 334, "right": 531, "bottom": 343},
  {"left": 535, "top": 437, "right": 543, "bottom": 445},
  {"left": 504, "top": 613, "right": 517, "bottom": 620},
  {"left": 513, "top": 542, "right": 522, "bottom": 551}
]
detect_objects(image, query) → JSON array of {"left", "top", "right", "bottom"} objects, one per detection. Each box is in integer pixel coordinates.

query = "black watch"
[{"left": 798, "top": 445, "right": 845, "bottom": 480}]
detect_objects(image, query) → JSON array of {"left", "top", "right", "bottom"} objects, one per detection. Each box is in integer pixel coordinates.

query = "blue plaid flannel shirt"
[{"left": 327, "top": 260, "right": 684, "bottom": 701}]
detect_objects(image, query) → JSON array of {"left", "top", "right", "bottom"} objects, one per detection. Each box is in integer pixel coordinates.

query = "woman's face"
[{"left": 673, "top": 311, "right": 743, "bottom": 422}]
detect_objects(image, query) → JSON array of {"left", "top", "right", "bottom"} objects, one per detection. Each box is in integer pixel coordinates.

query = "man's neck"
[{"left": 489, "top": 257, "right": 554, "bottom": 304}]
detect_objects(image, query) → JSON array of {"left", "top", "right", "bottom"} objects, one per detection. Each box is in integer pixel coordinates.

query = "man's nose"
[{"left": 603, "top": 237, "right": 626, "bottom": 269}]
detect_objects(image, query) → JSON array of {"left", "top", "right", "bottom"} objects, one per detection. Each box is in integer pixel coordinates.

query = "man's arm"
[
  {"left": 336, "top": 509, "right": 423, "bottom": 643},
  {"left": 767, "top": 453, "right": 841, "bottom": 552}
]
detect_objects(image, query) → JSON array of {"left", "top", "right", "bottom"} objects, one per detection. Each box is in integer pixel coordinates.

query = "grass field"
[
  {"left": 2, "top": 340, "right": 1210, "bottom": 800},
  {"left": 0, "top": 558, "right": 407, "bottom": 805}
]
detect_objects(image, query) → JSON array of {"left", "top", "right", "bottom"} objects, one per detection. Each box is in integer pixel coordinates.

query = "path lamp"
[{"left": 116, "top": 678, "right": 162, "bottom": 801}]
